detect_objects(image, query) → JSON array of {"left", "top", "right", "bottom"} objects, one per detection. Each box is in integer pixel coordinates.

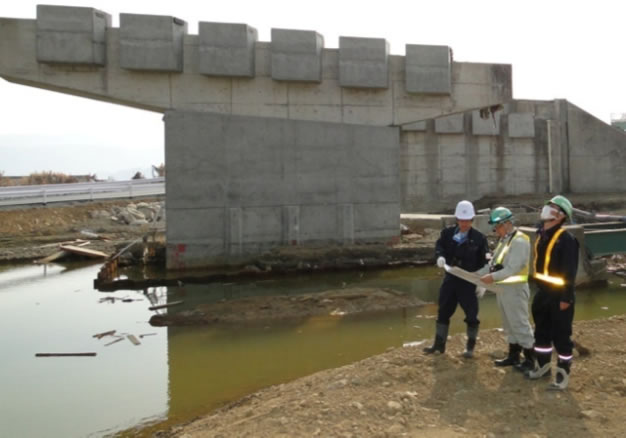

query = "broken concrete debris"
[{"left": 95, "top": 201, "right": 165, "bottom": 226}]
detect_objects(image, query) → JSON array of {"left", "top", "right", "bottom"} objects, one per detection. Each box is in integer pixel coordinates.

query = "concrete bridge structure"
[{"left": 1, "top": 5, "right": 625, "bottom": 269}]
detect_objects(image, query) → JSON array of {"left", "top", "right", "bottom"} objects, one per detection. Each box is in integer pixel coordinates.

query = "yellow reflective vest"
[
  {"left": 533, "top": 228, "right": 566, "bottom": 286},
  {"left": 492, "top": 229, "right": 530, "bottom": 284}
]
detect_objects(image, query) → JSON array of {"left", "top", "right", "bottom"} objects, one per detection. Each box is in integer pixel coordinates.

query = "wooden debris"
[
  {"left": 127, "top": 334, "right": 141, "bottom": 346},
  {"left": 92, "top": 329, "right": 116, "bottom": 339},
  {"left": 148, "top": 300, "right": 184, "bottom": 311},
  {"left": 35, "top": 352, "right": 97, "bottom": 357},
  {"left": 81, "top": 230, "right": 110, "bottom": 241},
  {"left": 59, "top": 245, "right": 108, "bottom": 259},
  {"left": 35, "top": 250, "right": 68, "bottom": 264},
  {"left": 139, "top": 333, "right": 157, "bottom": 338},
  {"left": 35, "top": 239, "right": 94, "bottom": 264},
  {"left": 104, "top": 337, "right": 124, "bottom": 347}
]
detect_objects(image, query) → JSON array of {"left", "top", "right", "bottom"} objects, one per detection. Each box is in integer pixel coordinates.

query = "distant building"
[{"left": 611, "top": 113, "right": 626, "bottom": 131}]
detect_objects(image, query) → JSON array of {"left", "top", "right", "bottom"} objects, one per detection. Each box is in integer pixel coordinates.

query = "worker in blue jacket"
[
  {"left": 526, "top": 195, "right": 579, "bottom": 390},
  {"left": 424, "top": 200, "right": 488, "bottom": 358}
]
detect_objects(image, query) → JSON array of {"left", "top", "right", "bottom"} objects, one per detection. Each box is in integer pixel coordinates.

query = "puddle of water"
[{"left": 1, "top": 263, "right": 626, "bottom": 437}]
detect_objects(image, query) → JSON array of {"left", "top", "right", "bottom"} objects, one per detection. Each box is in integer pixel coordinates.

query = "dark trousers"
[
  {"left": 436, "top": 274, "right": 479, "bottom": 327},
  {"left": 531, "top": 288, "right": 574, "bottom": 356}
]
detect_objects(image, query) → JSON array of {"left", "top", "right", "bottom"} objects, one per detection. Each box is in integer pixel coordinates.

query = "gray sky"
[{"left": 1, "top": 0, "right": 625, "bottom": 179}]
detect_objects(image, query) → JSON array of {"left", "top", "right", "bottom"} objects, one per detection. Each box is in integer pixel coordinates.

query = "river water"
[{"left": 1, "top": 262, "right": 625, "bottom": 437}]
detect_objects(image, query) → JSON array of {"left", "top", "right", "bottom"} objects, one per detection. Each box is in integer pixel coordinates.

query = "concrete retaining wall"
[
  {"left": 164, "top": 111, "right": 399, "bottom": 269},
  {"left": 567, "top": 103, "right": 626, "bottom": 193},
  {"left": 401, "top": 99, "right": 626, "bottom": 212}
]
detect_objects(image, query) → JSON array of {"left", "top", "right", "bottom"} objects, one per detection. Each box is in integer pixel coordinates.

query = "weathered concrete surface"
[
  {"left": 119, "top": 13, "right": 187, "bottom": 72},
  {"left": 271, "top": 28, "right": 323, "bottom": 82},
  {"left": 0, "top": 12, "right": 512, "bottom": 123},
  {"left": 198, "top": 22, "right": 257, "bottom": 77},
  {"left": 338, "top": 36, "right": 389, "bottom": 89},
  {"left": 401, "top": 99, "right": 626, "bottom": 212},
  {"left": 567, "top": 102, "right": 626, "bottom": 193},
  {"left": 36, "top": 5, "right": 111, "bottom": 66},
  {"left": 405, "top": 44, "right": 451, "bottom": 95},
  {"left": 164, "top": 111, "right": 399, "bottom": 269}
]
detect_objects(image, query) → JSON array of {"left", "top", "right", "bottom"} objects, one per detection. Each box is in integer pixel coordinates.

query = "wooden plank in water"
[
  {"left": 35, "top": 250, "right": 68, "bottom": 264},
  {"left": 127, "top": 335, "right": 141, "bottom": 346},
  {"left": 148, "top": 300, "right": 184, "bottom": 311},
  {"left": 59, "top": 245, "right": 108, "bottom": 259},
  {"left": 104, "top": 337, "right": 124, "bottom": 347},
  {"left": 35, "top": 353, "right": 97, "bottom": 357},
  {"left": 92, "top": 330, "right": 116, "bottom": 339}
]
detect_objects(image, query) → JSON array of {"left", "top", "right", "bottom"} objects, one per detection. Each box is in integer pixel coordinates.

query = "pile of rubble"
[{"left": 89, "top": 201, "right": 165, "bottom": 226}]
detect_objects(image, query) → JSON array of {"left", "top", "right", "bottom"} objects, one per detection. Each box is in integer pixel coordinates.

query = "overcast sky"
[{"left": 1, "top": 0, "right": 625, "bottom": 179}]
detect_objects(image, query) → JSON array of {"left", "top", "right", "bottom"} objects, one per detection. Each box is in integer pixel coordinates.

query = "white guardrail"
[{"left": 0, "top": 177, "right": 165, "bottom": 207}]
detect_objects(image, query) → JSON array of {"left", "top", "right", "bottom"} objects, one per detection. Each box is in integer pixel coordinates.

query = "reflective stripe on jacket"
[{"left": 533, "top": 228, "right": 566, "bottom": 286}]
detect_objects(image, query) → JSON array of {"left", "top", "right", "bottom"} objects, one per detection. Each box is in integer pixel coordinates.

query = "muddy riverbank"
[{"left": 162, "top": 315, "right": 626, "bottom": 438}]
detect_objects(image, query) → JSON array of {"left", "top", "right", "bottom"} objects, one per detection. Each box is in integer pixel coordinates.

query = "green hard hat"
[
  {"left": 547, "top": 195, "right": 573, "bottom": 219},
  {"left": 488, "top": 206, "right": 513, "bottom": 225}
]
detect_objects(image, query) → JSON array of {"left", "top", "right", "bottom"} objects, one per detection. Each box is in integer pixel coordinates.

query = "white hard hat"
[{"left": 454, "top": 200, "right": 475, "bottom": 220}]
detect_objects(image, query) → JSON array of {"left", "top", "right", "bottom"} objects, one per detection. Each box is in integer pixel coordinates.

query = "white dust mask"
[{"left": 540, "top": 205, "right": 559, "bottom": 221}]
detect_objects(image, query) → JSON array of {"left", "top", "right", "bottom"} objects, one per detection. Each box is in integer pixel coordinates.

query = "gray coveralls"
[{"left": 476, "top": 229, "right": 534, "bottom": 349}]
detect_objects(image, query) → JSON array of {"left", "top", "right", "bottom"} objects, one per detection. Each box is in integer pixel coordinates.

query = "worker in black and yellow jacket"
[{"left": 526, "top": 195, "right": 579, "bottom": 390}]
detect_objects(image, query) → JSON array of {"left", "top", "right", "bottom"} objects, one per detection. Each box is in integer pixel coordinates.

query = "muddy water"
[{"left": 1, "top": 263, "right": 626, "bottom": 437}]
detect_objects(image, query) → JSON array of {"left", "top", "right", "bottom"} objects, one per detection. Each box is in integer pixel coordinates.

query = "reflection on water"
[
  {"left": 0, "top": 263, "right": 168, "bottom": 438},
  {"left": 1, "top": 263, "right": 626, "bottom": 437}
]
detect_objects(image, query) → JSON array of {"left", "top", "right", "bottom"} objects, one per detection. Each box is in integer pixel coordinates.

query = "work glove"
[
  {"left": 436, "top": 256, "right": 446, "bottom": 268},
  {"left": 476, "top": 286, "right": 486, "bottom": 299}
]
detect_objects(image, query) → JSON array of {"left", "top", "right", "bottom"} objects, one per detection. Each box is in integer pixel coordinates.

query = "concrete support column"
[
  {"left": 229, "top": 207, "right": 242, "bottom": 255},
  {"left": 283, "top": 205, "right": 300, "bottom": 245}
]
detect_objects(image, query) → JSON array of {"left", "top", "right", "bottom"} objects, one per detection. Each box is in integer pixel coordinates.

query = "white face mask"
[{"left": 540, "top": 205, "right": 560, "bottom": 221}]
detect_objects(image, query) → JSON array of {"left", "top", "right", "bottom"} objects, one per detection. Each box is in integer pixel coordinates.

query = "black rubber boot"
[
  {"left": 462, "top": 326, "right": 478, "bottom": 358},
  {"left": 514, "top": 347, "right": 536, "bottom": 373},
  {"left": 423, "top": 323, "right": 448, "bottom": 354},
  {"left": 494, "top": 343, "right": 522, "bottom": 367}
]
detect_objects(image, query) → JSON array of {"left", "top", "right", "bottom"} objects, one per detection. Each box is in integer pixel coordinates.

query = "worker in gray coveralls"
[{"left": 475, "top": 207, "right": 536, "bottom": 371}]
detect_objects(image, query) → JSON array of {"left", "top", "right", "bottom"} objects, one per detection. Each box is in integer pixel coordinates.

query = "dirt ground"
[
  {"left": 2, "top": 197, "right": 626, "bottom": 437},
  {"left": 149, "top": 287, "right": 429, "bottom": 327},
  {"left": 163, "top": 316, "right": 626, "bottom": 438}
]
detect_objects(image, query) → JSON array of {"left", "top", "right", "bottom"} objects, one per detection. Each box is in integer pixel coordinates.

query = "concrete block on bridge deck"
[
  {"left": 198, "top": 22, "right": 257, "bottom": 77},
  {"left": 405, "top": 44, "right": 451, "bottom": 95},
  {"left": 508, "top": 113, "right": 536, "bottom": 138},
  {"left": 339, "top": 36, "right": 390, "bottom": 89},
  {"left": 36, "top": 5, "right": 111, "bottom": 66},
  {"left": 472, "top": 110, "right": 501, "bottom": 135},
  {"left": 120, "top": 13, "right": 187, "bottom": 72},
  {"left": 271, "top": 28, "right": 323, "bottom": 82}
]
